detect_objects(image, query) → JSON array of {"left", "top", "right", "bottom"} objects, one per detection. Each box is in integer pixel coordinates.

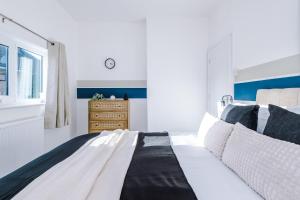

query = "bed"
[
  {"left": 0, "top": 131, "right": 262, "bottom": 200},
  {"left": 0, "top": 88, "right": 299, "bottom": 200}
]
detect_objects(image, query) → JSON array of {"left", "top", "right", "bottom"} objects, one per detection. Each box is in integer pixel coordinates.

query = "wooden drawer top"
[{"left": 89, "top": 100, "right": 128, "bottom": 111}]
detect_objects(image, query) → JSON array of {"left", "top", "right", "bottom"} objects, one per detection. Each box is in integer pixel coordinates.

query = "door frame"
[{"left": 207, "top": 34, "right": 234, "bottom": 116}]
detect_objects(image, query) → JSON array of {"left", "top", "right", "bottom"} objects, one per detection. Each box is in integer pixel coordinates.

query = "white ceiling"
[{"left": 57, "top": 0, "right": 218, "bottom": 21}]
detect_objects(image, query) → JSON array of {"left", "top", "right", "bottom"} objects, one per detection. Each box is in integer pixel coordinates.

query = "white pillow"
[
  {"left": 198, "top": 113, "right": 234, "bottom": 159},
  {"left": 222, "top": 123, "right": 300, "bottom": 200},
  {"left": 257, "top": 105, "right": 300, "bottom": 133}
]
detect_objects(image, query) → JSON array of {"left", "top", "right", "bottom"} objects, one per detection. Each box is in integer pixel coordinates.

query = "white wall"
[
  {"left": 0, "top": 0, "right": 79, "bottom": 152},
  {"left": 233, "top": 0, "right": 300, "bottom": 70},
  {"left": 76, "top": 20, "right": 147, "bottom": 134},
  {"left": 208, "top": 0, "right": 300, "bottom": 70},
  {"left": 208, "top": 1, "right": 233, "bottom": 50},
  {"left": 147, "top": 17, "right": 208, "bottom": 132},
  {"left": 77, "top": 20, "right": 147, "bottom": 80}
]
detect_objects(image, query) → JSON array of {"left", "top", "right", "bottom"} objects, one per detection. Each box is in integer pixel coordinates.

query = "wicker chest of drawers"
[{"left": 88, "top": 100, "right": 129, "bottom": 133}]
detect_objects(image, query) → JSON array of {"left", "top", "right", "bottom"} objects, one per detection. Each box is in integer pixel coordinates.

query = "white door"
[{"left": 207, "top": 35, "right": 233, "bottom": 117}]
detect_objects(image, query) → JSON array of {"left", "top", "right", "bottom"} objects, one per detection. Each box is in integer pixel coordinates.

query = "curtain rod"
[{"left": 0, "top": 13, "right": 55, "bottom": 46}]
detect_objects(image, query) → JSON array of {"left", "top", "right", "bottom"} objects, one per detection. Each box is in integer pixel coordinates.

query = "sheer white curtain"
[
  {"left": 44, "top": 42, "right": 70, "bottom": 129},
  {"left": 18, "top": 57, "right": 33, "bottom": 99}
]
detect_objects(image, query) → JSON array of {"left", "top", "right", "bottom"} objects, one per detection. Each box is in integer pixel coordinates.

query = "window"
[
  {"left": 0, "top": 35, "right": 47, "bottom": 104},
  {"left": 17, "top": 48, "right": 43, "bottom": 99},
  {"left": 0, "top": 44, "right": 8, "bottom": 96}
]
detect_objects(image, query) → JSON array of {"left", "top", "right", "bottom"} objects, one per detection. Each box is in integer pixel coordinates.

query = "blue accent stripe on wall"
[
  {"left": 234, "top": 76, "right": 300, "bottom": 101},
  {"left": 77, "top": 88, "right": 147, "bottom": 99}
]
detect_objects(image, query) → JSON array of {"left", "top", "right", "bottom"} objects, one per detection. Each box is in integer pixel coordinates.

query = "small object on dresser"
[
  {"left": 92, "top": 93, "right": 104, "bottom": 100},
  {"left": 123, "top": 93, "right": 128, "bottom": 100},
  {"left": 110, "top": 95, "right": 116, "bottom": 100}
]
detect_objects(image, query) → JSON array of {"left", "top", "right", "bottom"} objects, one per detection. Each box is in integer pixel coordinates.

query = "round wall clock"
[{"left": 105, "top": 58, "right": 116, "bottom": 69}]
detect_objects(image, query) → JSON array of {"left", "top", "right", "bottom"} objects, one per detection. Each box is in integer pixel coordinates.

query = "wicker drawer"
[
  {"left": 90, "top": 112, "right": 128, "bottom": 121},
  {"left": 88, "top": 100, "right": 129, "bottom": 133},
  {"left": 89, "top": 100, "right": 128, "bottom": 111},
  {"left": 89, "top": 121, "right": 128, "bottom": 131}
]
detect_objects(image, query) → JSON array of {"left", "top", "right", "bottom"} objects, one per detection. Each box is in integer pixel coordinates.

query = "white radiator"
[{"left": 0, "top": 117, "right": 44, "bottom": 177}]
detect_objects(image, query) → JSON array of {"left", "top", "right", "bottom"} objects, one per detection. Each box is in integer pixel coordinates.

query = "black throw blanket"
[
  {"left": 120, "top": 132, "right": 197, "bottom": 200},
  {"left": 0, "top": 133, "right": 99, "bottom": 200}
]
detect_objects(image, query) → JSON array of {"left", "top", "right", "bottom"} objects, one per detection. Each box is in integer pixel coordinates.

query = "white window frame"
[
  {"left": 0, "top": 35, "right": 16, "bottom": 104},
  {"left": 0, "top": 34, "right": 48, "bottom": 105}
]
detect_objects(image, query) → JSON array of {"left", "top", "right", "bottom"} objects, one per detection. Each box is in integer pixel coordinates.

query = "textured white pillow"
[
  {"left": 198, "top": 113, "right": 234, "bottom": 159},
  {"left": 222, "top": 123, "right": 300, "bottom": 200}
]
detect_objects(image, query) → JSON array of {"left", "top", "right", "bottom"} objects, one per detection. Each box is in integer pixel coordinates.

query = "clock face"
[{"left": 105, "top": 58, "right": 116, "bottom": 69}]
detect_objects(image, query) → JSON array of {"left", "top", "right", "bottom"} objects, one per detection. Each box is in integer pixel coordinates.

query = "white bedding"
[
  {"left": 170, "top": 132, "right": 263, "bottom": 200},
  {"left": 13, "top": 131, "right": 263, "bottom": 200},
  {"left": 13, "top": 130, "right": 138, "bottom": 200}
]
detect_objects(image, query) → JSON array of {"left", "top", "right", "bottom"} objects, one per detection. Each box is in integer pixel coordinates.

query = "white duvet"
[
  {"left": 13, "top": 131, "right": 262, "bottom": 200},
  {"left": 13, "top": 130, "right": 138, "bottom": 200}
]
